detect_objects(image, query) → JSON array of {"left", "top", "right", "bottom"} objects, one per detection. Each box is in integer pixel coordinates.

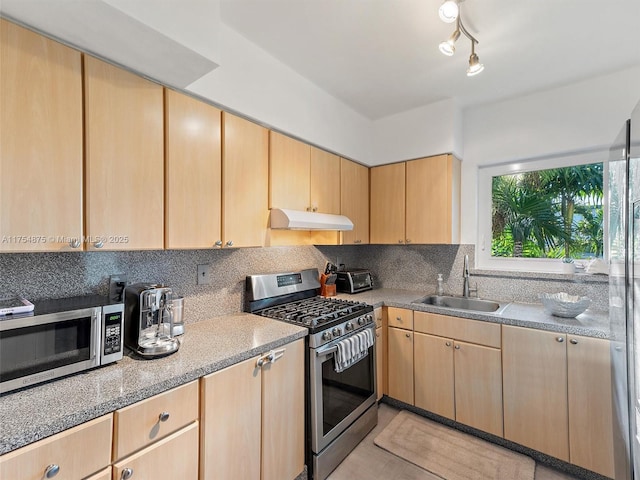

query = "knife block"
[{"left": 320, "top": 273, "right": 337, "bottom": 297}]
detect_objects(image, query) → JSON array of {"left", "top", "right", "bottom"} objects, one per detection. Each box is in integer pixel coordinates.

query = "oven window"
[
  {"left": 0, "top": 318, "right": 92, "bottom": 382},
  {"left": 322, "top": 347, "right": 375, "bottom": 436}
]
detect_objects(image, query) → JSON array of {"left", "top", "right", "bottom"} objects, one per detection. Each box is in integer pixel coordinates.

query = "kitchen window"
[{"left": 477, "top": 150, "right": 606, "bottom": 273}]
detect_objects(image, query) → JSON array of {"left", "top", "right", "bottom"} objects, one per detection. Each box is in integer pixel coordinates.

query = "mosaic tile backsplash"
[{"left": 0, "top": 244, "right": 608, "bottom": 325}]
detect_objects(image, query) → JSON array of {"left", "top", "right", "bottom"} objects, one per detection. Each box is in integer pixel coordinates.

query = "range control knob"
[
  {"left": 332, "top": 327, "right": 342, "bottom": 337},
  {"left": 365, "top": 314, "right": 373, "bottom": 323},
  {"left": 322, "top": 331, "right": 332, "bottom": 341},
  {"left": 345, "top": 322, "right": 354, "bottom": 331},
  {"left": 357, "top": 317, "right": 365, "bottom": 326}
]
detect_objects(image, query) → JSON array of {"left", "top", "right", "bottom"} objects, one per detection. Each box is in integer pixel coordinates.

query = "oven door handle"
[{"left": 315, "top": 326, "right": 376, "bottom": 358}]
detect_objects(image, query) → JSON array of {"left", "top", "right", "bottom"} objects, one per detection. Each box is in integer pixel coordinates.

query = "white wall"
[
  {"left": 369, "top": 98, "right": 462, "bottom": 165},
  {"left": 459, "top": 65, "right": 640, "bottom": 244},
  {"left": 186, "top": 23, "right": 373, "bottom": 163}
]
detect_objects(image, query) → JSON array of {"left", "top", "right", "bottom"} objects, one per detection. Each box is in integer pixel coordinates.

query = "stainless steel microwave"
[{"left": 0, "top": 295, "right": 124, "bottom": 394}]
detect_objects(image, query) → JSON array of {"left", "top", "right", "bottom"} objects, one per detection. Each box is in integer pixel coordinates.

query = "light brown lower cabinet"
[
  {"left": 413, "top": 313, "right": 503, "bottom": 437},
  {"left": 0, "top": 414, "right": 112, "bottom": 480},
  {"left": 374, "top": 306, "right": 386, "bottom": 400},
  {"left": 387, "top": 326, "right": 414, "bottom": 404},
  {"left": 200, "top": 338, "right": 305, "bottom": 480},
  {"left": 113, "top": 422, "right": 199, "bottom": 480},
  {"left": 503, "top": 325, "right": 615, "bottom": 478}
]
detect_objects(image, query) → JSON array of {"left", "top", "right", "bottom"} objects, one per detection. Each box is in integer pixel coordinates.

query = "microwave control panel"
[{"left": 101, "top": 304, "right": 124, "bottom": 363}]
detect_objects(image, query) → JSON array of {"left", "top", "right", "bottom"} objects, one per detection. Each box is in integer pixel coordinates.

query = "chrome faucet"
[{"left": 462, "top": 255, "right": 477, "bottom": 298}]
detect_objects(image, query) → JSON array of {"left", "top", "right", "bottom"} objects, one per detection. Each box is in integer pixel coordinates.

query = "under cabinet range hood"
[{"left": 270, "top": 208, "right": 354, "bottom": 231}]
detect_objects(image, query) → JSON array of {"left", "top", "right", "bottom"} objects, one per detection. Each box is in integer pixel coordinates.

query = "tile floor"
[{"left": 327, "top": 403, "right": 578, "bottom": 480}]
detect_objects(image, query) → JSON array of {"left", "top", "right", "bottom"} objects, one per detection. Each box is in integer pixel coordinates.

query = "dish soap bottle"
[{"left": 436, "top": 274, "right": 444, "bottom": 296}]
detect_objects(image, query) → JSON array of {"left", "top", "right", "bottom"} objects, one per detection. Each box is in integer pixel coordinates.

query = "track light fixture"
[{"left": 437, "top": 1, "right": 484, "bottom": 76}]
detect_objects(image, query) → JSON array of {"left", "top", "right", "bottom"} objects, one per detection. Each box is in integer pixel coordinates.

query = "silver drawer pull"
[
  {"left": 569, "top": 338, "right": 578, "bottom": 344},
  {"left": 44, "top": 464, "right": 60, "bottom": 478},
  {"left": 158, "top": 411, "right": 170, "bottom": 422},
  {"left": 69, "top": 239, "right": 81, "bottom": 249},
  {"left": 556, "top": 337, "right": 565, "bottom": 343},
  {"left": 121, "top": 468, "right": 134, "bottom": 480},
  {"left": 445, "top": 342, "right": 451, "bottom": 347},
  {"left": 454, "top": 345, "right": 460, "bottom": 350}
]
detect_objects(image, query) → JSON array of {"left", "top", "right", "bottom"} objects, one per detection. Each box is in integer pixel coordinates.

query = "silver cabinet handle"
[
  {"left": 556, "top": 337, "right": 565, "bottom": 343},
  {"left": 214, "top": 240, "right": 223, "bottom": 247},
  {"left": 256, "top": 349, "right": 284, "bottom": 368},
  {"left": 306, "top": 206, "right": 311, "bottom": 211},
  {"left": 454, "top": 345, "right": 460, "bottom": 350},
  {"left": 406, "top": 239, "right": 411, "bottom": 243},
  {"left": 121, "top": 468, "right": 134, "bottom": 480},
  {"left": 44, "top": 464, "right": 60, "bottom": 478},
  {"left": 69, "top": 239, "right": 81, "bottom": 249},
  {"left": 158, "top": 411, "right": 170, "bottom": 422},
  {"left": 398, "top": 240, "right": 404, "bottom": 244},
  {"left": 354, "top": 239, "right": 362, "bottom": 244},
  {"left": 569, "top": 338, "right": 578, "bottom": 344},
  {"left": 225, "top": 240, "right": 233, "bottom": 247},
  {"left": 445, "top": 342, "right": 451, "bottom": 347},
  {"left": 93, "top": 239, "right": 104, "bottom": 249},
  {"left": 405, "top": 333, "right": 411, "bottom": 338},
  {"left": 312, "top": 207, "right": 318, "bottom": 212}
]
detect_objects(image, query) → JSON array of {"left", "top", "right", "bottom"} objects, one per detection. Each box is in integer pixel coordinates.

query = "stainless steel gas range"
[{"left": 246, "top": 268, "right": 378, "bottom": 480}]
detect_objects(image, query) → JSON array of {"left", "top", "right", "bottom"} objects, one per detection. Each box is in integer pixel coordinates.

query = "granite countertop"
[
  {"left": 336, "top": 288, "right": 610, "bottom": 339},
  {"left": 0, "top": 313, "right": 307, "bottom": 455}
]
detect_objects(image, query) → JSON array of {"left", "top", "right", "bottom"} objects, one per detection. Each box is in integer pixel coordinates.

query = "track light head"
[
  {"left": 438, "top": 28, "right": 460, "bottom": 56},
  {"left": 467, "top": 52, "right": 484, "bottom": 76},
  {"left": 438, "top": 0, "right": 459, "bottom": 23}
]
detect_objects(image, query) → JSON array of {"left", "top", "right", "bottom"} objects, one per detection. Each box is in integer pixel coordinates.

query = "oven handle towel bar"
[
  {"left": 256, "top": 348, "right": 285, "bottom": 368},
  {"left": 332, "top": 328, "right": 374, "bottom": 373}
]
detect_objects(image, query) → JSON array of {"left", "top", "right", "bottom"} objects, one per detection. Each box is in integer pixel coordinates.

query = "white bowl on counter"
[{"left": 539, "top": 292, "right": 591, "bottom": 318}]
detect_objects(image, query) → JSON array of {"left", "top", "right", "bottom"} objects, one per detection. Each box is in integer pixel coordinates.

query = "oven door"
[
  {"left": 0, "top": 307, "right": 101, "bottom": 393},
  {"left": 310, "top": 326, "right": 377, "bottom": 453}
]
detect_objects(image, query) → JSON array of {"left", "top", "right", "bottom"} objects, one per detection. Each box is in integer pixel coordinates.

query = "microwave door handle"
[{"left": 91, "top": 309, "right": 100, "bottom": 362}]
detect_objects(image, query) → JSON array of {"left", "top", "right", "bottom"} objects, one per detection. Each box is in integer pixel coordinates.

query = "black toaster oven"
[{"left": 335, "top": 269, "right": 373, "bottom": 294}]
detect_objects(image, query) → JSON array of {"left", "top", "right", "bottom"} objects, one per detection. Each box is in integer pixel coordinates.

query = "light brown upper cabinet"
[
  {"left": 268, "top": 131, "right": 341, "bottom": 245},
  {"left": 370, "top": 154, "right": 460, "bottom": 245},
  {"left": 370, "top": 162, "right": 406, "bottom": 244},
  {"left": 406, "top": 154, "right": 460, "bottom": 244},
  {"left": 1, "top": 19, "right": 83, "bottom": 252},
  {"left": 222, "top": 112, "right": 269, "bottom": 247},
  {"left": 84, "top": 56, "right": 164, "bottom": 250},
  {"left": 165, "top": 89, "right": 222, "bottom": 249},
  {"left": 340, "top": 158, "right": 369, "bottom": 245}
]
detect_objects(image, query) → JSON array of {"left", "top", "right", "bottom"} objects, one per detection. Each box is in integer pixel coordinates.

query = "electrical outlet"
[
  {"left": 109, "top": 274, "right": 128, "bottom": 302},
  {"left": 197, "top": 264, "right": 212, "bottom": 285}
]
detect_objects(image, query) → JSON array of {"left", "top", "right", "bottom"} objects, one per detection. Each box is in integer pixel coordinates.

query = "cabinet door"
[
  {"left": 84, "top": 55, "right": 164, "bottom": 250},
  {"left": 113, "top": 422, "right": 199, "bottom": 480},
  {"left": 406, "top": 155, "right": 460, "bottom": 244},
  {"left": 222, "top": 112, "right": 269, "bottom": 247},
  {"left": 387, "top": 307, "right": 413, "bottom": 330},
  {"left": 454, "top": 341, "right": 503, "bottom": 437},
  {"left": 370, "top": 162, "right": 405, "bottom": 244},
  {"left": 200, "top": 355, "right": 261, "bottom": 480},
  {"left": 165, "top": 89, "right": 221, "bottom": 249},
  {"left": 567, "top": 335, "right": 615, "bottom": 478},
  {"left": 113, "top": 381, "right": 199, "bottom": 461},
  {"left": 340, "top": 158, "right": 370, "bottom": 245},
  {"left": 269, "top": 131, "right": 310, "bottom": 211},
  {"left": 262, "top": 339, "right": 305, "bottom": 480},
  {"left": 0, "top": 414, "right": 112, "bottom": 480},
  {"left": 1, "top": 19, "right": 83, "bottom": 252},
  {"left": 414, "top": 332, "right": 455, "bottom": 419},
  {"left": 502, "top": 325, "right": 569, "bottom": 461},
  {"left": 310, "top": 147, "right": 341, "bottom": 245},
  {"left": 387, "top": 327, "right": 414, "bottom": 405}
]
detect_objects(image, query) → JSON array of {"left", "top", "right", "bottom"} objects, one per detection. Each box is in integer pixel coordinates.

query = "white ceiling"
[{"left": 220, "top": 0, "right": 640, "bottom": 120}]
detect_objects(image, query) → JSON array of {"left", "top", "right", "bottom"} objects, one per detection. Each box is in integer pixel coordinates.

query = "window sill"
[{"left": 470, "top": 268, "right": 608, "bottom": 283}]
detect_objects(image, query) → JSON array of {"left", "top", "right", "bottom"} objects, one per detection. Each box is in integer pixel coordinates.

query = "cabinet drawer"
[
  {"left": 113, "top": 422, "right": 199, "bottom": 480},
  {"left": 0, "top": 414, "right": 112, "bottom": 480},
  {"left": 387, "top": 307, "right": 413, "bottom": 330},
  {"left": 113, "top": 380, "right": 199, "bottom": 460},
  {"left": 85, "top": 467, "right": 111, "bottom": 480},
  {"left": 413, "top": 311, "right": 500, "bottom": 348}
]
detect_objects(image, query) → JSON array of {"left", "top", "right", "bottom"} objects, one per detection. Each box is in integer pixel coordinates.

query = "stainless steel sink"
[{"left": 413, "top": 295, "right": 508, "bottom": 314}]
